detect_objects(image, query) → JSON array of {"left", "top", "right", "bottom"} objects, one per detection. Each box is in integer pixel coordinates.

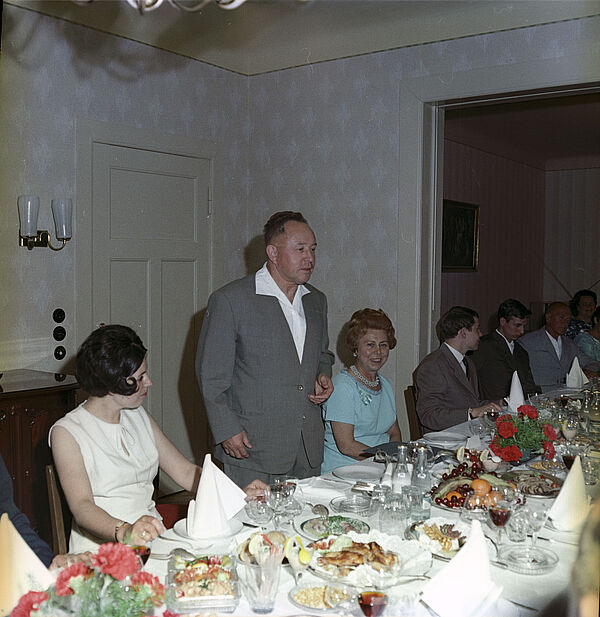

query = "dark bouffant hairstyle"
[
  {"left": 497, "top": 298, "right": 531, "bottom": 322},
  {"left": 570, "top": 289, "right": 597, "bottom": 317},
  {"left": 263, "top": 211, "right": 307, "bottom": 246},
  {"left": 439, "top": 306, "right": 479, "bottom": 341},
  {"left": 76, "top": 325, "right": 147, "bottom": 397},
  {"left": 346, "top": 308, "right": 397, "bottom": 352}
]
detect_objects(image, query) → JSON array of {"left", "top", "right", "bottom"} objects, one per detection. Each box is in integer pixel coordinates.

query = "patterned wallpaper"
[{"left": 1, "top": 4, "right": 598, "bottom": 423}]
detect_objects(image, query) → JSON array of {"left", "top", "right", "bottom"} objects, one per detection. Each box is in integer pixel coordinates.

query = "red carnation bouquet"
[
  {"left": 490, "top": 405, "right": 557, "bottom": 462},
  {"left": 11, "top": 543, "right": 168, "bottom": 617}
]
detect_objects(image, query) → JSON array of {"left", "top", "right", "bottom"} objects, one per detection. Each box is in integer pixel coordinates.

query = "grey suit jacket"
[
  {"left": 413, "top": 344, "right": 483, "bottom": 432},
  {"left": 196, "top": 274, "right": 334, "bottom": 474},
  {"left": 518, "top": 328, "right": 600, "bottom": 392}
]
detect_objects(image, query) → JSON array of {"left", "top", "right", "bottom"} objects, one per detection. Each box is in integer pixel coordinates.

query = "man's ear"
[
  {"left": 499, "top": 317, "right": 507, "bottom": 329},
  {"left": 266, "top": 243, "right": 278, "bottom": 262}
]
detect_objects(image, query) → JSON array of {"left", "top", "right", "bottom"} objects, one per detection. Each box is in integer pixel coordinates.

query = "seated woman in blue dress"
[{"left": 322, "top": 309, "right": 402, "bottom": 473}]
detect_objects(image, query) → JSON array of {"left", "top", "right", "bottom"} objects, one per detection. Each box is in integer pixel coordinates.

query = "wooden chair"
[
  {"left": 45, "top": 464, "right": 71, "bottom": 555},
  {"left": 404, "top": 385, "right": 424, "bottom": 441}
]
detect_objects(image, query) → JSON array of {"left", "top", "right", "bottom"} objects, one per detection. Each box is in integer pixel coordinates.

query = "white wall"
[{"left": 1, "top": 5, "right": 599, "bottom": 436}]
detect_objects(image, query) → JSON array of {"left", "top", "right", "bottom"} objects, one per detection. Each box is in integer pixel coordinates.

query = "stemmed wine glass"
[
  {"left": 488, "top": 499, "right": 513, "bottom": 545},
  {"left": 244, "top": 491, "right": 274, "bottom": 531},
  {"left": 523, "top": 503, "right": 549, "bottom": 550},
  {"left": 562, "top": 412, "right": 579, "bottom": 442},
  {"left": 357, "top": 591, "right": 388, "bottom": 617},
  {"left": 266, "top": 480, "right": 294, "bottom": 529}
]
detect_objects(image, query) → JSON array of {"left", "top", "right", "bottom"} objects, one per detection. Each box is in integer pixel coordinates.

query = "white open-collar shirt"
[{"left": 255, "top": 263, "right": 310, "bottom": 362}]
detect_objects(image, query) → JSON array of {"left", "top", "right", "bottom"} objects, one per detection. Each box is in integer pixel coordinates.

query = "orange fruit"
[
  {"left": 445, "top": 491, "right": 462, "bottom": 501},
  {"left": 471, "top": 478, "right": 492, "bottom": 495},
  {"left": 467, "top": 494, "right": 485, "bottom": 508},
  {"left": 487, "top": 490, "right": 502, "bottom": 506}
]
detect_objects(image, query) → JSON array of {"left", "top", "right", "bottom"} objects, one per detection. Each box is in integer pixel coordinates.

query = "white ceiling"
[{"left": 7, "top": 0, "right": 600, "bottom": 75}]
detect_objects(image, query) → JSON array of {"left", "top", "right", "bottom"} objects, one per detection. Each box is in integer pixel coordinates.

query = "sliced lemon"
[
  {"left": 296, "top": 536, "right": 312, "bottom": 565},
  {"left": 283, "top": 536, "right": 296, "bottom": 561},
  {"left": 456, "top": 446, "right": 466, "bottom": 463},
  {"left": 248, "top": 532, "right": 266, "bottom": 556},
  {"left": 479, "top": 449, "right": 490, "bottom": 462}
]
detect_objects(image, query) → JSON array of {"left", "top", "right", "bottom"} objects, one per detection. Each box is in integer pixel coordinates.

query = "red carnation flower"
[
  {"left": 131, "top": 571, "right": 166, "bottom": 606},
  {"left": 517, "top": 405, "right": 538, "bottom": 420},
  {"left": 490, "top": 437, "right": 502, "bottom": 457},
  {"left": 503, "top": 445, "right": 522, "bottom": 462},
  {"left": 543, "top": 441, "right": 556, "bottom": 459},
  {"left": 56, "top": 562, "right": 92, "bottom": 596},
  {"left": 498, "top": 420, "right": 518, "bottom": 439},
  {"left": 10, "top": 591, "right": 49, "bottom": 617},
  {"left": 543, "top": 424, "right": 557, "bottom": 441},
  {"left": 496, "top": 414, "right": 514, "bottom": 427},
  {"left": 92, "top": 543, "right": 140, "bottom": 580},
  {"left": 163, "top": 611, "right": 180, "bottom": 617}
]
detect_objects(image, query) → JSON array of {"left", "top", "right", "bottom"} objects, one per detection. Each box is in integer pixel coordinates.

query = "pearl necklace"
[{"left": 350, "top": 364, "right": 380, "bottom": 388}]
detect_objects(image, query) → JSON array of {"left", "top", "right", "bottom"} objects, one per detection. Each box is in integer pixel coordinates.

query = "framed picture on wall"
[{"left": 442, "top": 199, "right": 479, "bottom": 272}]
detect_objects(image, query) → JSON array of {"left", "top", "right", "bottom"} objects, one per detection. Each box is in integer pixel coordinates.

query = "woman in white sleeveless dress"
[{"left": 50, "top": 325, "right": 266, "bottom": 553}]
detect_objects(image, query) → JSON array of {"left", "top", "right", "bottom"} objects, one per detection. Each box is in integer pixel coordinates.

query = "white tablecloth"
[{"left": 146, "top": 432, "right": 584, "bottom": 616}]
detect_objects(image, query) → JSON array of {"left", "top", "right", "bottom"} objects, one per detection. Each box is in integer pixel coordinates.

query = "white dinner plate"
[
  {"left": 422, "top": 431, "right": 465, "bottom": 447},
  {"left": 332, "top": 464, "right": 382, "bottom": 482},
  {"left": 172, "top": 517, "right": 243, "bottom": 542}
]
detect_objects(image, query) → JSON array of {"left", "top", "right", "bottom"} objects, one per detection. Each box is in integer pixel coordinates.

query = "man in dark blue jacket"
[{"left": 1, "top": 453, "right": 54, "bottom": 566}]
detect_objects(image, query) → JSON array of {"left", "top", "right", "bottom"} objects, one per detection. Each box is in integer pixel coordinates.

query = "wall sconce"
[{"left": 18, "top": 195, "right": 73, "bottom": 251}]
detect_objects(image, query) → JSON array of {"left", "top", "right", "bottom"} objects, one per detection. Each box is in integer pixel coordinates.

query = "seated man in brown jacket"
[{"left": 413, "top": 306, "right": 501, "bottom": 432}]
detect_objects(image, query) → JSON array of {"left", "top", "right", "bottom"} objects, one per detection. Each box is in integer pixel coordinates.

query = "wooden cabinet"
[{"left": 0, "top": 369, "right": 78, "bottom": 546}]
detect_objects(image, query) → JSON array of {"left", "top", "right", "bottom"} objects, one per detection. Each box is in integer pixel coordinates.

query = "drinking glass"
[
  {"left": 239, "top": 557, "right": 282, "bottom": 614},
  {"left": 488, "top": 499, "right": 512, "bottom": 545},
  {"left": 266, "top": 481, "right": 294, "bottom": 529},
  {"left": 562, "top": 413, "right": 579, "bottom": 442},
  {"left": 506, "top": 508, "right": 528, "bottom": 543},
  {"left": 370, "top": 483, "right": 391, "bottom": 515},
  {"left": 245, "top": 493, "right": 274, "bottom": 530},
  {"left": 379, "top": 493, "right": 408, "bottom": 534},
  {"left": 358, "top": 591, "right": 388, "bottom": 617},
  {"left": 523, "top": 503, "right": 549, "bottom": 548},
  {"left": 460, "top": 492, "right": 488, "bottom": 523}
]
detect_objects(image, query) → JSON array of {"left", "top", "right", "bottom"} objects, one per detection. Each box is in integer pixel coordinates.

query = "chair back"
[
  {"left": 404, "top": 385, "right": 424, "bottom": 440},
  {"left": 45, "top": 464, "right": 71, "bottom": 555}
]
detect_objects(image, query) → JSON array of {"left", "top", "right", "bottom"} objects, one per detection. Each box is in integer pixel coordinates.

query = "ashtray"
[{"left": 329, "top": 493, "right": 371, "bottom": 515}]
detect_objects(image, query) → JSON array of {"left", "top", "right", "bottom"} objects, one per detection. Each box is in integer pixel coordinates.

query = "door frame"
[
  {"left": 75, "top": 119, "right": 224, "bottom": 350},
  {"left": 395, "top": 43, "right": 600, "bottom": 406}
]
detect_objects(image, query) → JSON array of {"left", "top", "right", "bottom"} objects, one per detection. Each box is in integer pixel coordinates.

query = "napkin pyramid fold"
[
  {"left": 548, "top": 455, "right": 591, "bottom": 531},
  {"left": 566, "top": 357, "right": 589, "bottom": 388},
  {"left": 421, "top": 520, "right": 502, "bottom": 617},
  {"left": 187, "top": 453, "right": 247, "bottom": 538},
  {"left": 0, "top": 513, "right": 54, "bottom": 615},
  {"left": 507, "top": 370, "right": 525, "bottom": 413}
]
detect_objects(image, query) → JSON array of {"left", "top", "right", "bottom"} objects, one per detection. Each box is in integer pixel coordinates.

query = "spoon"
[{"left": 311, "top": 503, "right": 329, "bottom": 519}]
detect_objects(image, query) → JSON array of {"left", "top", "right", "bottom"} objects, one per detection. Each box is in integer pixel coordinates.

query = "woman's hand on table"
[
  {"left": 244, "top": 478, "right": 269, "bottom": 497},
  {"left": 121, "top": 515, "right": 164, "bottom": 545}
]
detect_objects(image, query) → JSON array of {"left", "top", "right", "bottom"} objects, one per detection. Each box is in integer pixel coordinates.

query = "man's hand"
[
  {"left": 243, "top": 478, "right": 269, "bottom": 497},
  {"left": 308, "top": 373, "right": 334, "bottom": 405},
  {"left": 222, "top": 430, "right": 252, "bottom": 459},
  {"left": 470, "top": 402, "right": 502, "bottom": 418},
  {"left": 50, "top": 552, "right": 93, "bottom": 570}
]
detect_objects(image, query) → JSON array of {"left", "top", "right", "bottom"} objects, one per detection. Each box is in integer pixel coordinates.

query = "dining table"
[{"left": 144, "top": 418, "right": 596, "bottom": 616}]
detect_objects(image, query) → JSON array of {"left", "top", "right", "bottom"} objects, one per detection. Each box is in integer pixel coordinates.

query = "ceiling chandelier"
[{"left": 121, "top": 0, "right": 249, "bottom": 14}]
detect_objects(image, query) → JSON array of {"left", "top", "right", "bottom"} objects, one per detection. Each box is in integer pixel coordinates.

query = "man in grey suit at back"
[
  {"left": 196, "top": 211, "right": 334, "bottom": 487},
  {"left": 519, "top": 301, "right": 600, "bottom": 392}
]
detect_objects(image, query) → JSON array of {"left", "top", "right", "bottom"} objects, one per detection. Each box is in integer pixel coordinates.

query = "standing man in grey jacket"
[{"left": 196, "top": 211, "right": 334, "bottom": 487}]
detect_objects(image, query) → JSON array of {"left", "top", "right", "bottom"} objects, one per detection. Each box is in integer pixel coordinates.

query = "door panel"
[{"left": 90, "top": 141, "right": 212, "bottom": 488}]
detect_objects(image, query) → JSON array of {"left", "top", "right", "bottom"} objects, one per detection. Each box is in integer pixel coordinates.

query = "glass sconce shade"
[
  {"left": 17, "top": 195, "right": 40, "bottom": 237},
  {"left": 51, "top": 198, "right": 73, "bottom": 239}
]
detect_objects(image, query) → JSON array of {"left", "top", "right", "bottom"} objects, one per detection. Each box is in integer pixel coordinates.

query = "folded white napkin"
[
  {"left": 421, "top": 520, "right": 502, "bottom": 617},
  {"left": 548, "top": 455, "right": 591, "bottom": 531},
  {"left": 0, "top": 513, "right": 55, "bottom": 615},
  {"left": 466, "top": 436, "right": 483, "bottom": 450},
  {"left": 507, "top": 370, "right": 525, "bottom": 413},
  {"left": 187, "top": 453, "right": 247, "bottom": 538},
  {"left": 381, "top": 461, "right": 393, "bottom": 488},
  {"left": 566, "top": 357, "right": 589, "bottom": 388}
]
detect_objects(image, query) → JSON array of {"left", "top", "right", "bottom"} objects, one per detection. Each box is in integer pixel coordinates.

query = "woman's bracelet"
[{"left": 114, "top": 520, "right": 127, "bottom": 543}]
